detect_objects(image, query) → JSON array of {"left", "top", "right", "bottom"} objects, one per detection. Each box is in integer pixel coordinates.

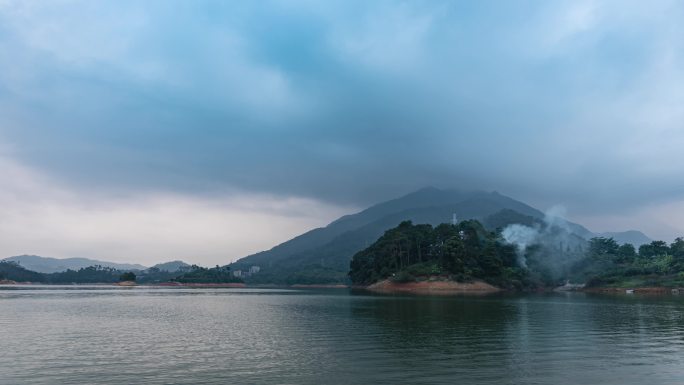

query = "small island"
[
  {"left": 349, "top": 220, "right": 527, "bottom": 293},
  {"left": 117, "top": 271, "right": 137, "bottom": 286}
]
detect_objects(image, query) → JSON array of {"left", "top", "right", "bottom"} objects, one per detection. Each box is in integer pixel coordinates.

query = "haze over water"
[{"left": 1, "top": 286, "right": 683, "bottom": 385}]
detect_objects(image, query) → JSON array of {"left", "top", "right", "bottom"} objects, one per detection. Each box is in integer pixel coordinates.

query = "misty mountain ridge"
[
  {"left": 232, "top": 187, "right": 651, "bottom": 284},
  {"left": 3, "top": 255, "right": 148, "bottom": 274},
  {"left": 151, "top": 260, "right": 191, "bottom": 272},
  {"left": 3, "top": 256, "right": 196, "bottom": 274}
]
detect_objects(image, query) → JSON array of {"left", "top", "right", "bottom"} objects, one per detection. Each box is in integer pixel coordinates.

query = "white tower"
[{"left": 452, "top": 213, "right": 458, "bottom": 225}]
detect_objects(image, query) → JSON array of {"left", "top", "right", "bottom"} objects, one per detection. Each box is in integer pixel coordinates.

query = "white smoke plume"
[
  {"left": 501, "top": 205, "right": 573, "bottom": 268},
  {"left": 502, "top": 224, "right": 539, "bottom": 268},
  {"left": 544, "top": 205, "right": 569, "bottom": 232}
]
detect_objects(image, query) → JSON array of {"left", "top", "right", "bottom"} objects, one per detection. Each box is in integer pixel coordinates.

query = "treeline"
[
  {"left": 0, "top": 263, "right": 123, "bottom": 283},
  {"left": 0, "top": 261, "right": 44, "bottom": 282},
  {"left": 172, "top": 265, "right": 242, "bottom": 284},
  {"left": 349, "top": 219, "right": 684, "bottom": 289},
  {"left": 349, "top": 220, "right": 530, "bottom": 289},
  {"left": 0, "top": 262, "right": 243, "bottom": 284},
  {"left": 571, "top": 237, "right": 684, "bottom": 287}
]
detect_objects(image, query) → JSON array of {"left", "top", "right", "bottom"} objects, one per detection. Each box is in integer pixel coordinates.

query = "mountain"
[
  {"left": 231, "top": 188, "right": 608, "bottom": 284},
  {"left": 597, "top": 231, "right": 651, "bottom": 247},
  {"left": 2, "top": 255, "right": 147, "bottom": 274},
  {"left": 232, "top": 187, "right": 655, "bottom": 285},
  {"left": 150, "top": 260, "right": 190, "bottom": 272}
]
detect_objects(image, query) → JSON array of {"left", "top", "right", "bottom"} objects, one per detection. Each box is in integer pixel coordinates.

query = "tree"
[
  {"left": 119, "top": 271, "right": 137, "bottom": 282},
  {"left": 348, "top": 219, "right": 529, "bottom": 288},
  {"left": 670, "top": 237, "right": 684, "bottom": 269},
  {"left": 172, "top": 265, "right": 242, "bottom": 284},
  {"left": 616, "top": 243, "right": 637, "bottom": 263},
  {"left": 588, "top": 237, "right": 619, "bottom": 256},
  {"left": 670, "top": 238, "right": 684, "bottom": 257},
  {"left": 639, "top": 241, "right": 670, "bottom": 259}
]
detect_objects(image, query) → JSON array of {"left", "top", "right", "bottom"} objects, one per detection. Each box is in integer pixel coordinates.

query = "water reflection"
[
  {"left": 0, "top": 288, "right": 683, "bottom": 384},
  {"left": 347, "top": 292, "right": 684, "bottom": 384}
]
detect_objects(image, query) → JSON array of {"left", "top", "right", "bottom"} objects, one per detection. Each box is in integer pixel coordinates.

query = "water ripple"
[{"left": 1, "top": 288, "right": 684, "bottom": 384}]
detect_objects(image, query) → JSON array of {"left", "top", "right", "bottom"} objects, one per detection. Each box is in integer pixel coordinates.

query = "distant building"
[
  {"left": 232, "top": 270, "right": 242, "bottom": 278},
  {"left": 249, "top": 266, "right": 261, "bottom": 274}
]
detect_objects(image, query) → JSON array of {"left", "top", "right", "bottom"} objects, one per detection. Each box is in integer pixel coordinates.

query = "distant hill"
[
  {"left": 231, "top": 187, "right": 653, "bottom": 285},
  {"left": 0, "top": 260, "right": 45, "bottom": 282},
  {"left": 2, "top": 255, "right": 147, "bottom": 274},
  {"left": 150, "top": 260, "right": 190, "bottom": 272}
]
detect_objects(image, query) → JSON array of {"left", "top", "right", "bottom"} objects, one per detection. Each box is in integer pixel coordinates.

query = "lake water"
[{"left": 1, "top": 286, "right": 683, "bottom": 385}]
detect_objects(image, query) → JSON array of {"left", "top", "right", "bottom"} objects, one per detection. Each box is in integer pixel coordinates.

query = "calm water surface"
[{"left": 1, "top": 285, "right": 683, "bottom": 385}]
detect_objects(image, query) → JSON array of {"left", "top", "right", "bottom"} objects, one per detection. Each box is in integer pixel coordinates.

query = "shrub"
[
  {"left": 119, "top": 272, "right": 136, "bottom": 282},
  {"left": 391, "top": 270, "right": 415, "bottom": 283}
]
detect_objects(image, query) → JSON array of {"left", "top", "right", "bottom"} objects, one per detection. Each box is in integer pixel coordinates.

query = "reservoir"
[{"left": 1, "top": 286, "right": 683, "bottom": 384}]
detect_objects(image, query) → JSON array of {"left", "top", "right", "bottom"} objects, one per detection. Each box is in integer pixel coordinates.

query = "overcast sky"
[{"left": 1, "top": 0, "right": 683, "bottom": 266}]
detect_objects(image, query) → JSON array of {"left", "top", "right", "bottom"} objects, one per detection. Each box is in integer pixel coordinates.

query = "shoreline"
[
  {"left": 583, "top": 286, "right": 682, "bottom": 294},
  {"left": 4, "top": 280, "right": 681, "bottom": 295},
  {"left": 156, "top": 282, "right": 247, "bottom": 288},
  {"left": 0, "top": 282, "right": 248, "bottom": 288},
  {"left": 363, "top": 279, "right": 501, "bottom": 295},
  {"left": 290, "top": 284, "right": 349, "bottom": 289}
]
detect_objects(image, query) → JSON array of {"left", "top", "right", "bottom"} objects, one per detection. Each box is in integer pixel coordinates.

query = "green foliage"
[
  {"left": 573, "top": 236, "right": 684, "bottom": 287},
  {"left": 638, "top": 241, "right": 670, "bottom": 259},
  {"left": 172, "top": 265, "right": 243, "bottom": 284},
  {"left": 391, "top": 270, "right": 416, "bottom": 283},
  {"left": 589, "top": 237, "right": 620, "bottom": 256},
  {"left": 403, "top": 261, "right": 442, "bottom": 277},
  {"left": 49, "top": 265, "right": 120, "bottom": 283},
  {"left": 616, "top": 243, "right": 637, "bottom": 263},
  {"left": 135, "top": 267, "right": 187, "bottom": 284},
  {"left": 524, "top": 245, "right": 561, "bottom": 287},
  {"left": 349, "top": 220, "right": 528, "bottom": 288},
  {"left": 670, "top": 238, "right": 684, "bottom": 271},
  {"left": 671, "top": 238, "right": 684, "bottom": 257},
  {"left": 352, "top": 226, "right": 684, "bottom": 289},
  {"left": 119, "top": 271, "right": 136, "bottom": 282},
  {"left": 0, "top": 261, "right": 46, "bottom": 282},
  {"left": 0, "top": 261, "right": 243, "bottom": 285}
]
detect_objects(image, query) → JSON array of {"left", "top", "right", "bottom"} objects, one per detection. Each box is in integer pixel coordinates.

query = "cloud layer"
[
  {"left": 0, "top": 155, "right": 350, "bottom": 265},
  {"left": 1, "top": 0, "right": 683, "bottom": 263}
]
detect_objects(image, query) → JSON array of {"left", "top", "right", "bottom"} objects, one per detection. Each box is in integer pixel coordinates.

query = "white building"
[{"left": 249, "top": 266, "right": 261, "bottom": 274}]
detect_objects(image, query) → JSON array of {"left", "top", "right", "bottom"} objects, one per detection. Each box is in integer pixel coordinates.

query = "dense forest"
[
  {"left": 0, "top": 263, "right": 123, "bottom": 284},
  {"left": 349, "top": 220, "right": 530, "bottom": 289},
  {"left": 349, "top": 220, "right": 684, "bottom": 289},
  {"left": 172, "top": 265, "right": 243, "bottom": 284},
  {"left": 570, "top": 237, "right": 684, "bottom": 287}
]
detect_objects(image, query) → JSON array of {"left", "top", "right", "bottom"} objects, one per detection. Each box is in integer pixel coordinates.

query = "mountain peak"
[{"left": 151, "top": 260, "right": 190, "bottom": 272}]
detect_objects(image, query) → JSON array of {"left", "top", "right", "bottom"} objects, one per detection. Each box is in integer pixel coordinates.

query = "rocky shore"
[{"left": 365, "top": 279, "right": 501, "bottom": 294}]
